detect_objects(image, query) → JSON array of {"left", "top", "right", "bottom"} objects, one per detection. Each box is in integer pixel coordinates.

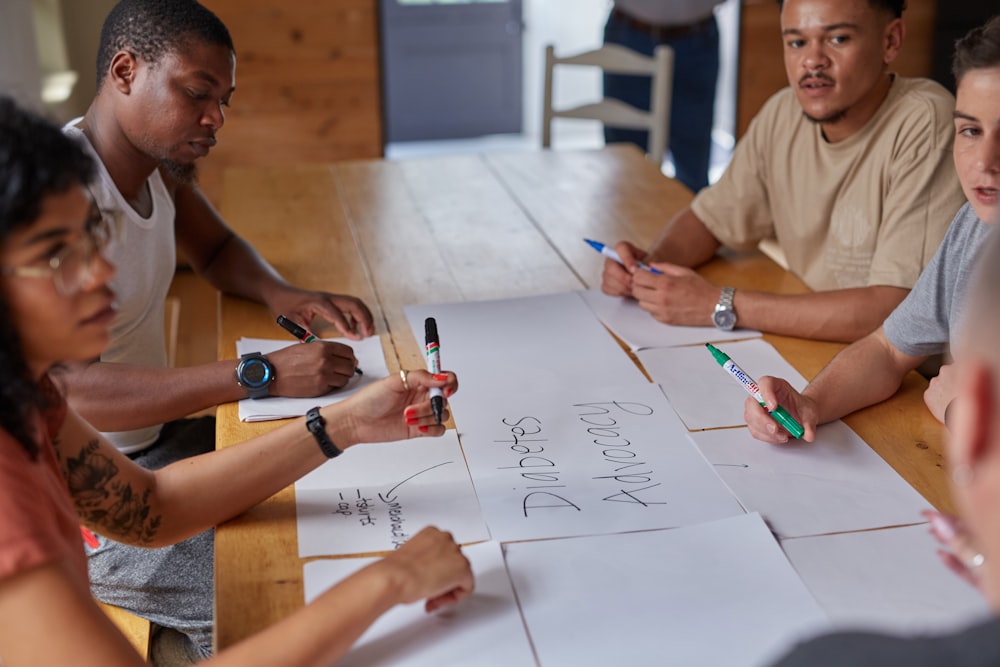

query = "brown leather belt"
[{"left": 610, "top": 7, "right": 715, "bottom": 41}]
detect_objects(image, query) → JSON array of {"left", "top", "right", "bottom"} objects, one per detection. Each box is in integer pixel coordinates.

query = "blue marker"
[{"left": 584, "top": 238, "right": 663, "bottom": 275}]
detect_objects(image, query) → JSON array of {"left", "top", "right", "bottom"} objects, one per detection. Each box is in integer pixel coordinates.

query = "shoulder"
[{"left": 880, "top": 77, "right": 956, "bottom": 146}]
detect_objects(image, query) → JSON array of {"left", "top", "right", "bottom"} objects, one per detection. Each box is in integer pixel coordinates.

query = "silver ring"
[{"left": 399, "top": 369, "right": 410, "bottom": 391}]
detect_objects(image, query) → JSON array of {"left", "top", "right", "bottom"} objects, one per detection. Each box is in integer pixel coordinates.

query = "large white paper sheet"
[
  {"left": 781, "top": 524, "right": 990, "bottom": 634},
  {"left": 404, "top": 293, "right": 646, "bottom": 412},
  {"left": 505, "top": 513, "right": 829, "bottom": 667},
  {"left": 579, "top": 288, "right": 761, "bottom": 350},
  {"left": 296, "top": 431, "right": 489, "bottom": 556},
  {"left": 691, "top": 421, "right": 931, "bottom": 538},
  {"left": 637, "top": 338, "right": 808, "bottom": 430},
  {"left": 455, "top": 381, "right": 744, "bottom": 542},
  {"left": 236, "top": 336, "right": 390, "bottom": 422},
  {"left": 303, "top": 542, "right": 537, "bottom": 667}
]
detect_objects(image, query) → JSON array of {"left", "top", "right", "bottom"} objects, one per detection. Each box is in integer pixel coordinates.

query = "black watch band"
[{"left": 306, "top": 407, "right": 342, "bottom": 458}]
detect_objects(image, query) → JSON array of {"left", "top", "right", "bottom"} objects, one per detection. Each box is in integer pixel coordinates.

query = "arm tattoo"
[{"left": 60, "top": 437, "right": 162, "bottom": 545}]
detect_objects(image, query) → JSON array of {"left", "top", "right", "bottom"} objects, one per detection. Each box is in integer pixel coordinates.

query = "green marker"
[{"left": 706, "top": 343, "right": 805, "bottom": 439}]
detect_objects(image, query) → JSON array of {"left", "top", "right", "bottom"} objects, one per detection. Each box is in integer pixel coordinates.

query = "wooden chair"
[{"left": 542, "top": 43, "right": 674, "bottom": 165}]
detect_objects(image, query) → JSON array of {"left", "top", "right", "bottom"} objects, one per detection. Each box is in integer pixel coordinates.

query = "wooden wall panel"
[
  {"left": 736, "top": 0, "right": 939, "bottom": 139},
  {"left": 197, "top": 0, "right": 383, "bottom": 207}
]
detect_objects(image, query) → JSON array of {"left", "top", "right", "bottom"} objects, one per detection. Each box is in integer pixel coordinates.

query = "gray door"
[{"left": 380, "top": 0, "right": 523, "bottom": 142}]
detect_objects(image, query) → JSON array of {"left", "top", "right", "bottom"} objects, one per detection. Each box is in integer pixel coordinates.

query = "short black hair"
[
  {"left": 775, "top": 0, "right": 906, "bottom": 19},
  {"left": 96, "top": 0, "right": 234, "bottom": 86},
  {"left": 0, "top": 97, "right": 95, "bottom": 458},
  {"left": 953, "top": 15, "right": 1000, "bottom": 86}
]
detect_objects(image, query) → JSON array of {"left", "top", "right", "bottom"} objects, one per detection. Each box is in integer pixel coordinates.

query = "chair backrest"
[{"left": 542, "top": 43, "right": 674, "bottom": 165}]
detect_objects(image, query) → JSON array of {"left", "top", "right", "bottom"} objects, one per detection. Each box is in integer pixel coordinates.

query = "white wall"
[{"left": 0, "top": 0, "right": 43, "bottom": 111}]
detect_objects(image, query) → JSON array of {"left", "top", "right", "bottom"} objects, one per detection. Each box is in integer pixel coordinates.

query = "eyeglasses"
[{"left": 1, "top": 206, "right": 121, "bottom": 296}]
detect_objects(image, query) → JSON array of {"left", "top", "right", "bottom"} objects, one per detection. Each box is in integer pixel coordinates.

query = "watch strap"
[
  {"left": 718, "top": 286, "right": 735, "bottom": 310},
  {"left": 306, "top": 407, "right": 342, "bottom": 458}
]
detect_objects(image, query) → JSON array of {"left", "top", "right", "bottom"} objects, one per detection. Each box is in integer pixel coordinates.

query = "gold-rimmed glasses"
[{"left": 1, "top": 205, "right": 122, "bottom": 296}]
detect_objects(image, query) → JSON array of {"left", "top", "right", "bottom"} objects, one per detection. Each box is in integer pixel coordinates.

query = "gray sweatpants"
[{"left": 86, "top": 416, "right": 217, "bottom": 658}]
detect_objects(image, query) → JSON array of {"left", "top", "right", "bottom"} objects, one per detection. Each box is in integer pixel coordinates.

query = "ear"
[
  {"left": 882, "top": 18, "right": 905, "bottom": 66},
  {"left": 107, "top": 51, "right": 138, "bottom": 94},
  {"left": 950, "top": 362, "right": 997, "bottom": 476}
]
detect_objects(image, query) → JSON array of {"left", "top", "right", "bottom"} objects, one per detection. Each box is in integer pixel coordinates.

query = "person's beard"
[
  {"left": 802, "top": 108, "right": 847, "bottom": 125},
  {"left": 161, "top": 159, "right": 198, "bottom": 184}
]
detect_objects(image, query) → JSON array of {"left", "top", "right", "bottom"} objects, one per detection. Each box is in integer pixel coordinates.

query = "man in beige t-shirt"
[{"left": 601, "top": 0, "right": 965, "bottom": 342}]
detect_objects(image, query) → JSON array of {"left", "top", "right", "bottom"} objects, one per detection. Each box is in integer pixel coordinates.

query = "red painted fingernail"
[
  {"left": 445, "top": 388, "right": 454, "bottom": 398},
  {"left": 418, "top": 425, "right": 428, "bottom": 433},
  {"left": 434, "top": 374, "right": 449, "bottom": 381},
  {"left": 404, "top": 407, "right": 416, "bottom": 418},
  {"left": 406, "top": 416, "right": 418, "bottom": 425}
]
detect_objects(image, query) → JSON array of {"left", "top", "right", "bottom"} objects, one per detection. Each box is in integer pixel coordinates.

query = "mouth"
[
  {"left": 82, "top": 300, "right": 117, "bottom": 326},
  {"left": 973, "top": 186, "right": 999, "bottom": 202},
  {"left": 189, "top": 137, "right": 217, "bottom": 157},
  {"left": 799, "top": 77, "right": 834, "bottom": 93}
]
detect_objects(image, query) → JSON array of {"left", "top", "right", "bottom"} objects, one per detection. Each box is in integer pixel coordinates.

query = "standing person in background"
[{"left": 603, "top": 0, "right": 726, "bottom": 192}]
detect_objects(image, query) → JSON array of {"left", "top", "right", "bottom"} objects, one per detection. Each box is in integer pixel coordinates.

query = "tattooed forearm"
[{"left": 60, "top": 438, "right": 162, "bottom": 545}]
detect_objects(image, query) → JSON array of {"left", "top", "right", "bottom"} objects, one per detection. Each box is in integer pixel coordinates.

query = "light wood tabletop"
[{"left": 213, "top": 144, "right": 951, "bottom": 650}]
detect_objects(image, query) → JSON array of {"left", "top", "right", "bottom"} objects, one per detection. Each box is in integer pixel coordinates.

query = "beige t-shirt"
[{"left": 691, "top": 76, "right": 965, "bottom": 291}]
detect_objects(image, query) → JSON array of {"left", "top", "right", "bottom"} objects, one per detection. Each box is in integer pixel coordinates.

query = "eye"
[
  {"left": 187, "top": 89, "right": 209, "bottom": 101},
  {"left": 957, "top": 126, "right": 982, "bottom": 138},
  {"left": 786, "top": 39, "right": 805, "bottom": 49},
  {"left": 829, "top": 34, "right": 850, "bottom": 45}
]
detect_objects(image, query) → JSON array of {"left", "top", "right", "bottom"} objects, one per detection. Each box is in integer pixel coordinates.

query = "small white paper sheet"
[
  {"left": 781, "top": 524, "right": 990, "bottom": 634},
  {"left": 637, "top": 338, "right": 808, "bottom": 430},
  {"left": 691, "top": 421, "right": 931, "bottom": 538},
  {"left": 303, "top": 541, "right": 537, "bottom": 667},
  {"left": 236, "top": 336, "right": 390, "bottom": 422},
  {"left": 455, "top": 381, "right": 744, "bottom": 542},
  {"left": 579, "top": 288, "right": 761, "bottom": 350},
  {"left": 504, "top": 513, "right": 830, "bottom": 667},
  {"left": 295, "top": 431, "right": 490, "bottom": 556},
  {"left": 403, "top": 292, "right": 647, "bottom": 412}
]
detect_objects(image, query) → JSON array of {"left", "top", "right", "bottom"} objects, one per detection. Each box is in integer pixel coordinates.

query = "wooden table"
[{"left": 214, "top": 144, "right": 950, "bottom": 650}]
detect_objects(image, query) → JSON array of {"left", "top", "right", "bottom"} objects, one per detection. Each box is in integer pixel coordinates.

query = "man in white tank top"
[{"left": 60, "top": 1, "right": 376, "bottom": 660}]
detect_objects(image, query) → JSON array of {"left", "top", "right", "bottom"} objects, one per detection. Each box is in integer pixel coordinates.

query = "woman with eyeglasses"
[{"left": 0, "top": 96, "right": 472, "bottom": 667}]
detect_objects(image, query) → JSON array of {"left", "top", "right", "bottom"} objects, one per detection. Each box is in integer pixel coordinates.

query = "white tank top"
[{"left": 64, "top": 120, "right": 177, "bottom": 453}]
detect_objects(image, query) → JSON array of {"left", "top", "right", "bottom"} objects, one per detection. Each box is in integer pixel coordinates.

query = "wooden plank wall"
[
  {"left": 736, "top": 0, "right": 939, "bottom": 138},
  {"left": 197, "top": 0, "right": 384, "bottom": 207}
]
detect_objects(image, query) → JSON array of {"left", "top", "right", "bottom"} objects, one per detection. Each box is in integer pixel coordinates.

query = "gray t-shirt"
[
  {"left": 883, "top": 203, "right": 992, "bottom": 357},
  {"left": 771, "top": 616, "right": 1000, "bottom": 667}
]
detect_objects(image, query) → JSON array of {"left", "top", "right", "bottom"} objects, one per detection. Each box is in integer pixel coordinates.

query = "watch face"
[
  {"left": 713, "top": 309, "right": 736, "bottom": 330},
  {"left": 241, "top": 358, "right": 272, "bottom": 387}
]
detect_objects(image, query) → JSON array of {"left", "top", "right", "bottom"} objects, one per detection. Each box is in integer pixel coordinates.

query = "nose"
[
  {"left": 80, "top": 249, "right": 116, "bottom": 292},
  {"left": 202, "top": 101, "right": 226, "bottom": 131},
  {"left": 802, "top": 42, "right": 829, "bottom": 72},
  {"left": 978, "top": 132, "right": 1000, "bottom": 173}
]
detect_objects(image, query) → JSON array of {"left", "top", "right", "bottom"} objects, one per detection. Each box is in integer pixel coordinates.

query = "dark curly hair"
[
  {"left": 0, "top": 97, "right": 95, "bottom": 458},
  {"left": 775, "top": 0, "right": 906, "bottom": 19},
  {"left": 96, "top": 0, "right": 234, "bottom": 87},
  {"left": 953, "top": 15, "right": 1000, "bottom": 86}
]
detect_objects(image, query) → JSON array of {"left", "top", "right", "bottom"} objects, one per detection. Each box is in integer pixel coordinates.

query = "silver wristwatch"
[{"left": 712, "top": 286, "right": 737, "bottom": 331}]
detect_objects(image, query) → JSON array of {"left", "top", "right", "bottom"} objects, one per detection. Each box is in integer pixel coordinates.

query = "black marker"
[
  {"left": 424, "top": 317, "right": 444, "bottom": 424},
  {"left": 277, "top": 315, "right": 362, "bottom": 375}
]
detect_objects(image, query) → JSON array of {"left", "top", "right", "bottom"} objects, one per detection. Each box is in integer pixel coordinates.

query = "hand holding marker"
[
  {"left": 424, "top": 317, "right": 445, "bottom": 424},
  {"left": 705, "top": 343, "right": 805, "bottom": 439},
  {"left": 277, "top": 314, "right": 363, "bottom": 376},
  {"left": 584, "top": 238, "right": 663, "bottom": 275}
]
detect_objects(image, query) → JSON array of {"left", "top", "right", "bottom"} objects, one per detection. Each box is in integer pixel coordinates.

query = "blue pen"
[{"left": 584, "top": 238, "right": 663, "bottom": 275}]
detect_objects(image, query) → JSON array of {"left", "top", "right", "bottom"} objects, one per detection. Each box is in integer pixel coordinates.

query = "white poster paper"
[
  {"left": 781, "top": 524, "right": 990, "bottom": 634},
  {"left": 455, "top": 381, "right": 744, "bottom": 542},
  {"left": 236, "top": 336, "right": 390, "bottom": 421},
  {"left": 304, "top": 541, "right": 537, "bottom": 667},
  {"left": 505, "top": 513, "right": 829, "bottom": 667},
  {"left": 691, "top": 421, "right": 931, "bottom": 538},
  {"left": 579, "top": 288, "right": 761, "bottom": 350},
  {"left": 637, "top": 338, "right": 808, "bottom": 430},
  {"left": 296, "top": 431, "right": 489, "bottom": 556},
  {"left": 404, "top": 292, "right": 647, "bottom": 412}
]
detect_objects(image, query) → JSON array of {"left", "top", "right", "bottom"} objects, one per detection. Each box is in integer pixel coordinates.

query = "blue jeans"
[{"left": 603, "top": 11, "right": 720, "bottom": 192}]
